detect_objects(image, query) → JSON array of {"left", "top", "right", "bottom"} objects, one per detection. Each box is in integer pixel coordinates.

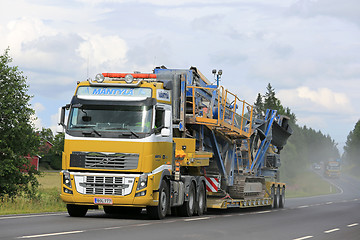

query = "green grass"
[
  {"left": 0, "top": 171, "right": 66, "bottom": 215},
  {"left": 284, "top": 170, "right": 338, "bottom": 198},
  {"left": 38, "top": 171, "right": 61, "bottom": 189}
]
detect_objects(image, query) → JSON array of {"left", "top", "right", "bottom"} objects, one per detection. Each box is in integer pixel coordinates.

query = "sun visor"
[{"left": 70, "top": 95, "right": 156, "bottom": 107}]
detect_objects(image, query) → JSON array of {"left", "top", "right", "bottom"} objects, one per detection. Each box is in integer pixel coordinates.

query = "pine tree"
[{"left": 254, "top": 93, "right": 264, "bottom": 117}]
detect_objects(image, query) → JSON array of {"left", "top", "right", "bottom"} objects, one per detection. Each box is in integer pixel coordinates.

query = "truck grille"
[
  {"left": 70, "top": 152, "right": 139, "bottom": 170},
  {"left": 74, "top": 174, "right": 134, "bottom": 196}
]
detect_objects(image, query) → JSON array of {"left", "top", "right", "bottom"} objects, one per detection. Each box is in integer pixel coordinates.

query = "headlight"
[
  {"left": 136, "top": 174, "right": 148, "bottom": 191},
  {"left": 62, "top": 170, "right": 72, "bottom": 188}
]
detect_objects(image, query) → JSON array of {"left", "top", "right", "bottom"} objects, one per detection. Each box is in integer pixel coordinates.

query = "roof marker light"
[
  {"left": 95, "top": 73, "right": 105, "bottom": 83},
  {"left": 124, "top": 74, "right": 134, "bottom": 84}
]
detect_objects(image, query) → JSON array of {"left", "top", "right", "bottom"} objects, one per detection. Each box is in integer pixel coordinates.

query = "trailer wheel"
[
  {"left": 196, "top": 182, "right": 206, "bottom": 216},
  {"left": 147, "top": 180, "right": 169, "bottom": 220},
  {"left": 178, "top": 182, "right": 196, "bottom": 217},
  {"left": 279, "top": 187, "right": 285, "bottom": 208},
  {"left": 272, "top": 186, "right": 278, "bottom": 209},
  {"left": 67, "top": 204, "right": 88, "bottom": 217}
]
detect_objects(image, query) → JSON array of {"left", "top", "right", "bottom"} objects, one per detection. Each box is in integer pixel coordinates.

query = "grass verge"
[
  {"left": 0, "top": 172, "right": 66, "bottom": 215},
  {"left": 284, "top": 170, "right": 338, "bottom": 198}
]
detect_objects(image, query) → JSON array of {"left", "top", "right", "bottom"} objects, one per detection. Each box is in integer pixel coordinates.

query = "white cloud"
[
  {"left": 278, "top": 86, "right": 354, "bottom": 114},
  {"left": 50, "top": 112, "right": 60, "bottom": 134},
  {"left": 0, "top": 17, "right": 56, "bottom": 56},
  {"left": 31, "top": 114, "right": 43, "bottom": 131},
  {"left": 33, "top": 102, "right": 45, "bottom": 113},
  {"left": 77, "top": 34, "right": 128, "bottom": 74}
]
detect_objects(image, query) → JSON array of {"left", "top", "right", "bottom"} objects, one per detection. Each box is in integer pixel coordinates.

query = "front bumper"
[{"left": 60, "top": 171, "right": 160, "bottom": 207}]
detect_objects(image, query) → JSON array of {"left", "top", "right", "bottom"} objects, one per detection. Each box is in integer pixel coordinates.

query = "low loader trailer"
[{"left": 58, "top": 66, "right": 292, "bottom": 219}]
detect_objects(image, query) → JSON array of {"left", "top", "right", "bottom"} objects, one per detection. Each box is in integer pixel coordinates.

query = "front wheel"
[
  {"left": 147, "top": 180, "right": 169, "bottom": 219},
  {"left": 67, "top": 204, "right": 88, "bottom": 217}
]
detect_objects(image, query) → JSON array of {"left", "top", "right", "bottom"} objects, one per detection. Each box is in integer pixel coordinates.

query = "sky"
[{"left": 1, "top": 0, "right": 359, "bottom": 152}]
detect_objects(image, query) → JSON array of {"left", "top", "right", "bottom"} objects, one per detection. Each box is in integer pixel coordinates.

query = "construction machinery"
[{"left": 57, "top": 66, "right": 292, "bottom": 219}]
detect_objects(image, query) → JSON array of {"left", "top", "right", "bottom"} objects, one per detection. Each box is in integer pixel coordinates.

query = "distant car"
[{"left": 313, "top": 163, "right": 321, "bottom": 170}]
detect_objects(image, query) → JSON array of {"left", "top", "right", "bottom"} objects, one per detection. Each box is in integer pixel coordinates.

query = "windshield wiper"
[
  {"left": 82, "top": 128, "right": 101, "bottom": 137},
  {"left": 121, "top": 130, "right": 139, "bottom": 138}
]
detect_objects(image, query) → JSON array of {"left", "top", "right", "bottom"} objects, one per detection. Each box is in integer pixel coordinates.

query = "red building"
[
  {"left": 25, "top": 154, "right": 40, "bottom": 171},
  {"left": 24, "top": 140, "right": 53, "bottom": 171}
]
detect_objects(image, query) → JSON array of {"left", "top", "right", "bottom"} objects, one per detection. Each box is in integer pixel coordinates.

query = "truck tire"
[
  {"left": 272, "top": 186, "right": 278, "bottom": 209},
  {"left": 279, "top": 187, "right": 285, "bottom": 208},
  {"left": 178, "top": 182, "right": 196, "bottom": 217},
  {"left": 67, "top": 204, "right": 88, "bottom": 217},
  {"left": 147, "top": 180, "right": 169, "bottom": 220},
  {"left": 195, "top": 182, "right": 206, "bottom": 216}
]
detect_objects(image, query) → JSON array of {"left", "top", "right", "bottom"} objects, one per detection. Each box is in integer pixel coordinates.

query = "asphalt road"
[{"left": 1, "top": 172, "right": 359, "bottom": 240}]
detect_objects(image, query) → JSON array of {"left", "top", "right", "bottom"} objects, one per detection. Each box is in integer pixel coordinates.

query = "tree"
[
  {"left": 255, "top": 83, "right": 296, "bottom": 123},
  {"left": 263, "top": 83, "right": 283, "bottom": 112},
  {"left": 37, "top": 128, "right": 64, "bottom": 170},
  {"left": 344, "top": 120, "right": 360, "bottom": 165},
  {"left": 254, "top": 93, "right": 264, "bottom": 117},
  {"left": 48, "top": 132, "right": 64, "bottom": 170},
  {"left": 38, "top": 127, "right": 54, "bottom": 157},
  {"left": 0, "top": 48, "right": 40, "bottom": 199},
  {"left": 255, "top": 83, "right": 339, "bottom": 184}
]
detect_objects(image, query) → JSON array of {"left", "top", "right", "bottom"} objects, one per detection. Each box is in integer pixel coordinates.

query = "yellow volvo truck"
[{"left": 58, "top": 67, "right": 292, "bottom": 219}]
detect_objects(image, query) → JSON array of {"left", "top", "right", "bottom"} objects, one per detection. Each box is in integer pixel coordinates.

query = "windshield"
[{"left": 68, "top": 105, "right": 153, "bottom": 134}]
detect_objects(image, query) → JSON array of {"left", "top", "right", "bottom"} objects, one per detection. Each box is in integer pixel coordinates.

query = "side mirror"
[
  {"left": 56, "top": 124, "right": 64, "bottom": 133},
  {"left": 164, "top": 110, "right": 171, "bottom": 128},
  {"left": 57, "top": 106, "right": 67, "bottom": 133},
  {"left": 161, "top": 128, "right": 171, "bottom": 137}
]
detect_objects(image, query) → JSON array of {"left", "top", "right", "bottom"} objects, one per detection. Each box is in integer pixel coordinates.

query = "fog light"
[
  {"left": 64, "top": 188, "right": 73, "bottom": 194},
  {"left": 135, "top": 190, "right": 146, "bottom": 197}
]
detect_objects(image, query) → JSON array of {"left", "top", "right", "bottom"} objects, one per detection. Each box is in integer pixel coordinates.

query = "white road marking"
[
  {"left": 18, "top": 230, "right": 84, "bottom": 239},
  {"left": 325, "top": 202, "right": 333, "bottom": 205},
  {"left": 104, "top": 226, "right": 123, "bottom": 230},
  {"left": 324, "top": 228, "right": 340, "bottom": 233},
  {"left": 132, "top": 223, "right": 153, "bottom": 227},
  {"left": 184, "top": 217, "right": 210, "bottom": 221},
  {"left": 163, "top": 220, "right": 177, "bottom": 223},
  {"left": 347, "top": 223, "right": 359, "bottom": 227},
  {"left": 251, "top": 210, "right": 272, "bottom": 214},
  {"left": 293, "top": 235, "right": 313, "bottom": 240},
  {"left": 0, "top": 213, "right": 65, "bottom": 220},
  {"left": 297, "top": 205, "right": 309, "bottom": 209}
]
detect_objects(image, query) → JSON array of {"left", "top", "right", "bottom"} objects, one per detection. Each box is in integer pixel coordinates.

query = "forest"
[{"left": 254, "top": 84, "right": 342, "bottom": 185}]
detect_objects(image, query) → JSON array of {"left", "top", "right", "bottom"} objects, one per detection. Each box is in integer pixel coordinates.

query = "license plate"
[{"left": 94, "top": 198, "right": 113, "bottom": 205}]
